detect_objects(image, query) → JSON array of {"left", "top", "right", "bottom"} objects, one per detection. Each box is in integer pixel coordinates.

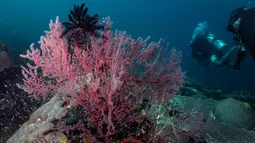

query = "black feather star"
[{"left": 60, "top": 3, "right": 104, "bottom": 41}]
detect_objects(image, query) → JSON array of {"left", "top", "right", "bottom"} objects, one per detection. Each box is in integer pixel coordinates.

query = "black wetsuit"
[{"left": 235, "top": 8, "right": 255, "bottom": 68}]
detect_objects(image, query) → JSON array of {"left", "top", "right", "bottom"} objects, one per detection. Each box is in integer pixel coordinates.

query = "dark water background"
[{"left": 0, "top": 0, "right": 255, "bottom": 92}]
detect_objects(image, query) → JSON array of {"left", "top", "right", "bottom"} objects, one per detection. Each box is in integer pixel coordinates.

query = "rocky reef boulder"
[
  {"left": 214, "top": 98, "right": 255, "bottom": 130},
  {"left": 0, "top": 44, "right": 12, "bottom": 72}
]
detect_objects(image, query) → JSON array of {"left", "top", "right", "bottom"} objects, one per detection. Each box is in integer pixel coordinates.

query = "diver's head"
[{"left": 227, "top": 7, "right": 248, "bottom": 33}]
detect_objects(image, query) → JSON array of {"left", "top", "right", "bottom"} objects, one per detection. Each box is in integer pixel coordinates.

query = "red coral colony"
[{"left": 17, "top": 9, "right": 185, "bottom": 143}]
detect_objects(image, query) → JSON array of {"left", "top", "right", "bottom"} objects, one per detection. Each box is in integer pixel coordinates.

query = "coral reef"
[
  {"left": 2, "top": 4, "right": 255, "bottom": 142},
  {"left": 5, "top": 77, "right": 255, "bottom": 143}
]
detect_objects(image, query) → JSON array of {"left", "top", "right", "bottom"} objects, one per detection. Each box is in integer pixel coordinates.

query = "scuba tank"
[{"left": 204, "top": 33, "right": 230, "bottom": 63}]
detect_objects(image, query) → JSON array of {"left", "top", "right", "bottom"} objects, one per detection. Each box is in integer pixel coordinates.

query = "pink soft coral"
[{"left": 18, "top": 16, "right": 184, "bottom": 142}]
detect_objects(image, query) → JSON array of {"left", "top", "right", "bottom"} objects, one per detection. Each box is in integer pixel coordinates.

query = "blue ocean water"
[{"left": 0, "top": 0, "right": 255, "bottom": 92}]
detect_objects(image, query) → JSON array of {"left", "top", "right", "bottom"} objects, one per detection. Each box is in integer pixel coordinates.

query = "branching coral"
[{"left": 17, "top": 15, "right": 184, "bottom": 142}]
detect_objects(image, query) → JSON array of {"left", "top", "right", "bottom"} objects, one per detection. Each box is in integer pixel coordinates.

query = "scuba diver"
[{"left": 190, "top": 7, "right": 255, "bottom": 69}]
